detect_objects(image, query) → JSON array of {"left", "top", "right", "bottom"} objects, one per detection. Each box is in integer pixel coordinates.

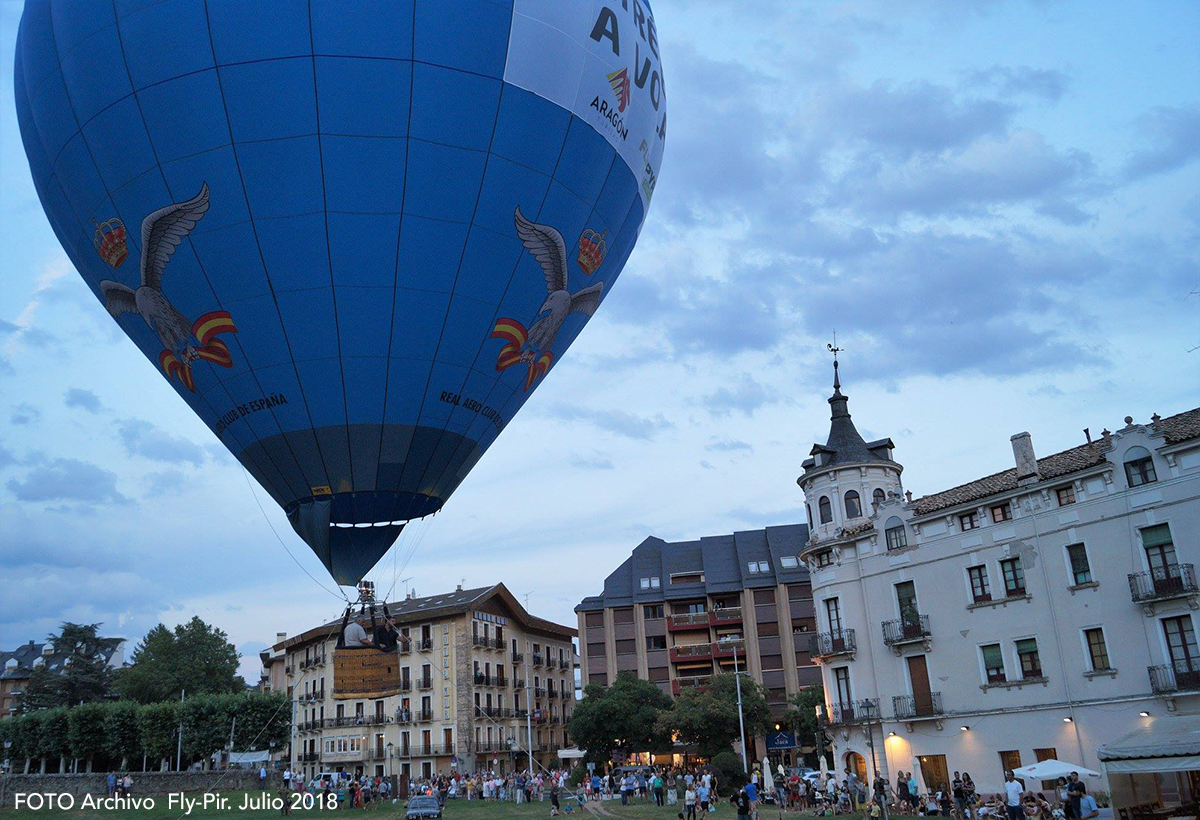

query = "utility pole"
[
  {"left": 526, "top": 653, "right": 534, "bottom": 780},
  {"left": 176, "top": 689, "right": 185, "bottom": 772}
]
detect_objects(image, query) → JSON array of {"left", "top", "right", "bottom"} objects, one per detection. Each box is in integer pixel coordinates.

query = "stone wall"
[{"left": 0, "top": 770, "right": 277, "bottom": 808}]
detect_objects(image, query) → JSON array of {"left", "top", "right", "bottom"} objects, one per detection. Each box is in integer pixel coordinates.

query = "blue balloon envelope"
[{"left": 15, "top": 0, "right": 666, "bottom": 584}]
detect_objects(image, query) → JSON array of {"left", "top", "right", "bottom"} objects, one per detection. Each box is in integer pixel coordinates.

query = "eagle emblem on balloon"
[
  {"left": 97, "top": 184, "right": 237, "bottom": 392},
  {"left": 493, "top": 207, "right": 606, "bottom": 390}
]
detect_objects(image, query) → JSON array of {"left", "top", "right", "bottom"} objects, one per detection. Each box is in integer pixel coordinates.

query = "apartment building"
[
  {"left": 275, "top": 583, "right": 577, "bottom": 784},
  {"left": 798, "top": 363, "right": 1200, "bottom": 795},
  {"left": 1, "top": 638, "right": 125, "bottom": 718},
  {"left": 575, "top": 525, "right": 821, "bottom": 761}
]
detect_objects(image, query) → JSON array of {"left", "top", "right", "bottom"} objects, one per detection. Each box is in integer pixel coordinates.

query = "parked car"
[{"left": 405, "top": 795, "right": 442, "bottom": 820}]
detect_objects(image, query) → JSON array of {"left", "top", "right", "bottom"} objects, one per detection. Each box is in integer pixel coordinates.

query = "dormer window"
[
  {"left": 990, "top": 504, "right": 1012, "bottom": 523},
  {"left": 747, "top": 561, "right": 769, "bottom": 574},
  {"left": 818, "top": 496, "right": 832, "bottom": 524},
  {"left": 639, "top": 577, "right": 660, "bottom": 590},
  {"left": 1124, "top": 447, "right": 1157, "bottom": 487},
  {"left": 844, "top": 491, "right": 862, "bottom": 519},
  {"left": 959, "top": 512, "right": 980, "bottom": 531},
  {"left": 884, "top": 517, "right": 907, "bottom": 550}
]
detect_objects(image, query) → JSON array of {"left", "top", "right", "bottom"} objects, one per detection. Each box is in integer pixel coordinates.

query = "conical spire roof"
[{"left": 808, "top": 360, "right": 894, "bottom": 469}]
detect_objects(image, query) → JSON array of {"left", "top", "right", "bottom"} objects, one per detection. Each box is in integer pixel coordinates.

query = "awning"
[
  {"left": 557, "top": 748, "right": 587, "bottom": 759},
  {"left": 1012, "top": 759, "right": 1101, "bottom": 781},
  {"left": 1099, "top": 715, "right": 1200, "bottom": 774}
]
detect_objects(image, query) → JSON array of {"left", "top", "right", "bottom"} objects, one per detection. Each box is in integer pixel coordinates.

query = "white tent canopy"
[
  {"left": 1012, "top": 759, "right": 1101, "bottom": 782},
  {"left": 1099, "top": 715, "right": 1200, "bottom": 774},
  {"left": 557, "top": 748, "right": 587, "bottom": 760}
]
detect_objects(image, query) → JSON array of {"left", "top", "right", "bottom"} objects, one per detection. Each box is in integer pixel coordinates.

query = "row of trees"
[
  {"left": 18, "top": 618, "right": 244, "bottom": 713},
  {"left": 569, "top": 671, "right": 826, "bottom": 782},
  {"left": 0, "top": 691, "right": 290, "bottom": 775}
]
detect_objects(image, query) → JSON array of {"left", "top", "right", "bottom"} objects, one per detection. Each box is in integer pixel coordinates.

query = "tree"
[
  {"left": 233, "top": 692, "right": 290, "bottom": 754},
  {"left": 783, "top": 685, "right": 829, "bottom": 766},
  {"left": 139, "top": 700, "right": 180, "bottom": 771},
  {"left": 10, "top": 712, "right": 43, "bottom": 773},
  {"left": 658, "top": 672, "right": 772, "bottom": 759},
  {"left": 40, "top": 707, "right": 71, "bottom": 773},
  {"left": 181, "top": 693, "right": 239, "bottom": 769},
  {"left": 18, "top": 623, "right": 118, "bottom": 710},
  {"left": 568, "top": 671, "right": 673, "bottom": 764},
  {"left": 104, "top": 701, "right": 143, "bottom": 770},
  {"left": 116, "top": 618, "right": 241, "bottom": 704},
  {"left": 68, "top": 702, "right": 109, "bottom": 772}
]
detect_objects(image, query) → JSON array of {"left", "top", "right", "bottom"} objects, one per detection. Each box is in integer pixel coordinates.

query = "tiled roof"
[
  {"left": 912, "top": 407, "right": 1200, "bottom": 516},
  {"left": 1, "top": 639, "right": 123, "bottom": 680}
]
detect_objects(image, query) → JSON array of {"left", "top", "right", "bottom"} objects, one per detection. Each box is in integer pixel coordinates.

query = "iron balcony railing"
[
  {"left": 828, "top": 699, "right": 881, "bottom": 726},
  {"left": 882, "top": 614, "right": 931, "bottom": 646},
  {"left": 417, "top": 676, "right": 434, "bottom": 689},
  {"left": 559, "top": 659, "right": 571, "bottom": 670},
  {"left": 668, "top": 612, "right": 709, "bottom": 629},
  {"left": 1130, "top": 564, "right": 1198, "bottom": 604},
  {"left": 532, "top": 654, "right": 544, "bottom": 667},
  {"left": 810, "top": 629, "right": 856, "bottom": 658},
  {"left": 892, "top": 692, "right": 943, "bottom": 720},
  {"left": 1149, "top": 659, "right": 1200, "bottom": 694},
  {"left": 512, "top": 652, "right": 525, "bottom": 664},
  {"left": 474, "top": 673, "right": 494, "bottom": 686},
  {"left": 533, "top": 687, "right": 547, "bottom": 698},
  {"left": 416, "top": 639, "right": 433, "bottom": 651},
  {"left": 415, "top": 708, "right": 434, "bottom": 721},
  {"left": 711, "top": 607, "right": 743, "bottom": 624}
]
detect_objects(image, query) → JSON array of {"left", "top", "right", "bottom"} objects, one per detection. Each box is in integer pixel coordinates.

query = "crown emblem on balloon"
[
  {"left": 92, "top": 217, "right": 129, "bottom": 268},
  {"left": 576, "top": 228, "right": 607, "bottom": 275}
]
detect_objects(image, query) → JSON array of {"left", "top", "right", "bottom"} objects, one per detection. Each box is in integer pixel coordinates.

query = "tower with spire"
[{"left": 798, "top": 348, "right": 903, "bottom": 544}]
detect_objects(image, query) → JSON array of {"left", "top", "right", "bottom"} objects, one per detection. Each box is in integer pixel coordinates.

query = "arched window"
[
  {"left": 819, "top": 496, "right": 832, "bottom": 524},
  {"left": 844, "top": 491, "right": 862, "bottom": 519},
  {"left": 1124, "top": 446, "right": 1157, "bottom": 487},
  {"left": 885, "top": 516, "right": 907, "bottom": 550},
  {"left": 872, "top": 488, "right": 886, "bottom": 508},
  {"left": 806, "top": 504, "right": 814, "bottom": 527}
]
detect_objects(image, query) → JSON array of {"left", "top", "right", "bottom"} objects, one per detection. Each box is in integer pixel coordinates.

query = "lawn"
[{"left": 0, "top": 791, "right": 763, "bottom": 819}]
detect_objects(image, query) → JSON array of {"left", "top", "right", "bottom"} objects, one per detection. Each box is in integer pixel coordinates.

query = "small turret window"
[
  {"left": 872, "top": 488, "right": 885, "bottom": 508},
  {"left": 818, "top": 496, "right": 832, "bottom": 524},
  {"left": 1124, "top": 446, "right": 1157, "bottom": 487},
  {"left": 844, "top": 491, "right": 862, "bottom": 519}
]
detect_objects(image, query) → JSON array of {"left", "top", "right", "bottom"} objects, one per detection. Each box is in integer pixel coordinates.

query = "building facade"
[
  {"left": 1, "top": 638, "right": 125, "bottom": 718},
  {"left": 274, "top": 584, "right": 577, "bottom": 784},
  {"left": 575, "top": 524, "right": 821, "bottom": 760},
  {"left": 798, "top": 364, "right": 1200, "bottom": 795}
]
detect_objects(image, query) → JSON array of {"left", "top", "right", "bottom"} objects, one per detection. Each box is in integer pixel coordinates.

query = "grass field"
[{"left": 0, "top": 790, "right": 774, "bottom": 819}]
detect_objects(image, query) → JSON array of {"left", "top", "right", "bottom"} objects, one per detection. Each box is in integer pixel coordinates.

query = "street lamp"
[
  {"left": 720, "top": 636, "right": 748, "bottom": 775},
  {"left": 386, "top": 742, "right": 394, "bottom": 789}
]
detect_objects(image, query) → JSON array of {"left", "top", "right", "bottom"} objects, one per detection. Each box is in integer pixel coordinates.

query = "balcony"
[
  {"left": 810, "top": 629, "right": 856, "bottom": 660},
  {"left": 892, "top": 692, "right": 943, "bottom": 720},
  {"left": 1130, "top": 564, "right": 1198, "bottom": 611},
  {"left": 712, "top": 639, "right": 747, "bottom": 659},
  {"left": 668, "top": 612, "right": 710, "bottom": 632},
  {"left": 475, "top": 706, "right": 507, "bottom": 719},
  {"left": 397, "top": 641, "right": 412, "bottom": 655},
  {"left": 514, "top": 679, "right": 526, "bottom": 690},
  {"left": 474, "top": 673, "right": 495, "bottom": 687},
  {"left": 512, "top": 652, "right": 525, "bottom": 664},
  {"left": 416, "top": 639, "right": 433, "bottom": 652},
  {"left": 710, "top": 607, "right": 743, "bottom": 626},
  {"left": 415, "top": 708, "right": 434, "bottom": 722},
  {"left": 828, "top": 698, "right": 881, "bottom": 726},
  {"left": 472, "top": 636, "right": 490, "bottom": 649},
  {"left": 495, "top": 676, "right": 509, "bottom": 688},
  {"left": 669, "top": 643, "right": 714, "bottom": 663},
  {"left": 533, "top": 687, "right": 547, "bottom": 699},
  {"left": 417, "top": 676, "right": 434, "bottom": 690},
  {"left": 559, "top": 659, "right": 572, "bottom": 671},
  {"left": 300, "top": 752, "right": 320, "bottom": 763},
  {"left": 1150, "top": 659, "right": 1200, "bottom": 695},
  {"left": 398, "top": 680, "right": 412, "bottom": 692},
  {"left": 882, "top": 615, "right": 931, "bottom": 649},
  {"left": 532, "top": 653, "right": 544, "bottom": 667},
  {"left": 671, "top": 675, "right": 712, "bottom": 696}
]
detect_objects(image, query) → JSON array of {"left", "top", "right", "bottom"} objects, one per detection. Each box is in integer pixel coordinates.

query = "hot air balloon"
[{"left": 15, "top": 0, "right": 666, "bottom": 585}]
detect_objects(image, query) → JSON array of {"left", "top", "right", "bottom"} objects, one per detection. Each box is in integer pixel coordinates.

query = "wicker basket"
[{"left": 332, "top": 649, "right": 401, "bottom": 700}]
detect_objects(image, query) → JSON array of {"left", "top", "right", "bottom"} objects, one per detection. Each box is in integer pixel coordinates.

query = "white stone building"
[{"left": 798, "top": 361, "right": 1200, "bottom": 797}]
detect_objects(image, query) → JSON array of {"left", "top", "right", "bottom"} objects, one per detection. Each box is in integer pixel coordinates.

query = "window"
[
  {"left": 818, "top": 496, "right": 832, "bottom": 524},
  {"left": 896, "top": 581, "right": 919, "bottom": 624},
  {"left": 645, "top": 636, "right": 666, "bottom": 651},
  {"left": 643, "top": 604, "right": 664, "bottom": 620},
  {"left": 614, "top": 639, "right": 636, "bottom": 655},
  {"left": 990, "top": 504, "right": 1012, "bottom": 523},
  {"left": 1124, "top": 446, "right": 1157, "bottom": 487},
  {"left": 981, "top": 644, "right": 1005, "bottom": 683},
  {"left": 681, "top": 602, "right": 706, "bottom": 615},
  {"left": 844, "top": 491, "right": 862, "bottom": 519},
  {"left": 1163, "top": 616, "right": 1198, "bottom": 671},
  {"left": 813, "top": 550, "right": 833, "bottom": 568},
  {"left": 1083, "top": 628, "right": 1110, "bottom": 672},
  {"left": 1016, "top": 638, "right": 1042, "bottom": 679},
  {"left": 825, "top": 598, "right": 842, "bottom": 633},
  {"left": 968, "top": 565, "right": 991, "bottom": 603},
  {"left": 1033, "top": 748, "right": 1059, "bottom": 790},
  {"left": 873, "top": 488, "right": 886, "bottom": 508},
  {"left": 960, "top": 511, "right": 980, "bottom": 531},
  {"left": 1000, "top": 557, "right": 1026, "bottom": 597},
  {"left": 884, "top": 517, "right": 907, "bottom": 550},
  {"left": 780, "top": 556, "right": 799, "bottom": 569},
  {"left": 999, "top": 750, "right": 1023, "bottom": 783},
  {"left": 670, "top": 572, "right": 705, "bottom": 585},
  {"left": 1142, "top": 524, "right": 1177, "bottom": 576},
  {"left": 639, "top": 576, "right": 660, "bottom": 589},
  {"left": 1066, "top": 544, "right": 1092, "bottom": 585},
  {"left": 833, "top": 667, "right": 852, "bottom": 706},
  {"left": 1056, "top": 485, "right": 1076, "bottom": 506},
  {"left": 747, "top": 561, "right": 769, "bottom": 574}
]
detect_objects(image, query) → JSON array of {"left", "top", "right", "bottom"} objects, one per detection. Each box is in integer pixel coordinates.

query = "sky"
[{"left": 0, "top": 0, "right": 1197, "bottom": 685}]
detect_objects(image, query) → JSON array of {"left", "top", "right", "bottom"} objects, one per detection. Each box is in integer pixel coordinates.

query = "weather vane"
[{"left": 828, "top": 332, "right": 843, "bottom": 389}]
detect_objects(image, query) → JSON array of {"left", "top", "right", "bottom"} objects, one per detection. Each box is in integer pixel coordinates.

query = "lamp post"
[
  {"left": 814, "top": 704, "right": 827, "bottom": 781},
  {"left": 386, "top": 742, "right": 394, "bottom": 792},
  {"left": 721, "top": 637, "right": 749, "bottom": 775}
]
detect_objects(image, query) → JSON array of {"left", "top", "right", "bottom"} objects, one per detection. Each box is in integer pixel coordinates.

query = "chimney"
[{"left": 1011, "top": 432, "right": 1039, "bottom": 484}]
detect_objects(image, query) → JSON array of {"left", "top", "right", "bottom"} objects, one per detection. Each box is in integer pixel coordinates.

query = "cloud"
[
  {"left": 144, "top": 469, "right": 188, "bottom": 497},
  {"left": 965, "top": 66, "right": 1068, "bottom": 102},
  {"left": 550, "top": 406, "right": 674, "bottom": 440},
  {"left": 568, "top": 452, "right": 615, "bottom": 470},
  {"left": 116, "top": 418, "right": 206, "bottom": 466},
  {"left": 0, "top": 319, "right": 19, "bottom": 336},
  {"left": 706, "top": 437, "right": 753, "bottom": 452},
  {"left": 64, "top": 388, "right": 103, "bottom": 413},
  {"left": 10, "top": 403, "right": 42, "bottom": 425},
  {"left": 1123, "top": 105, "right": 1200, "bottom": 181},
  {"left": 0, "top": 442, "right": 15, "bottom": 468},
  {"left": 700, "top": 374, "right": 773, "bottom": 416},
  {"left": 7, "top": 458, "right": 130, "bottom": 505}
]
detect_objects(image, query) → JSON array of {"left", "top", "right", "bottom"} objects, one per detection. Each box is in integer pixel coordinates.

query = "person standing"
[
  {"left": 684, "top": 784, "right": 698, "bottom": 820},
  {"left": 953, "top": 771, "right": 966, "bottom": 820},
  {"left": 731, "top": 785, "right": 753, "bottom": 820},
  {"left": 697, "top": 781, "right": 710, "bottom": 815},
  {"left": 259, "top": 765, "right": 268, "bottom": 790},
  {"left": 654, "top": 771, "right": 665, "bottom": 806},
  {"left": 107, "top": 772, "right": 116, "bottom": 796},
  {"left": 1066, "top": 772, "right": 1086, "bottom": 820},
  {"left": 1004, "top": 772, "right": 1024, "bottom": 820}
]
